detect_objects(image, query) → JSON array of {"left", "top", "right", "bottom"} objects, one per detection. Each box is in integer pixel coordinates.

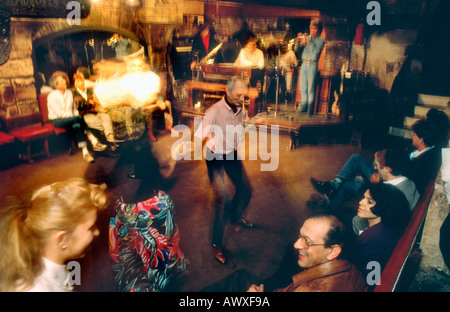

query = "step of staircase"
[
  {"left": 418, "top": 94, "right": 450, "bottom": 108},
  {"left": 388, "top": 93, "right": 450, "bottom": 141},
  {"left": 388, "top": 126, "right": 413, "bottom": 139},
  {"left": 404, "top": 116, "right": 420, "bottom": 128},
  {"left": 415, "top": 104, "right": 450, "bottom": 119}
]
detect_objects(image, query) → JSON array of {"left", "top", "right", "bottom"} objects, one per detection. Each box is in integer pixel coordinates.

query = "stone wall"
[
  {"left": 358, "top": 29, "right": 417, "bottom": 92},
  {"left": 0, "top": 21, "right": 40, "bottom": 120},
  {"left": 0, "top": 0, "right": 329, "bottom": 123}
]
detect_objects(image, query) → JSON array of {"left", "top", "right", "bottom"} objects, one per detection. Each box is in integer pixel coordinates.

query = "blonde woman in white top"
[{"left": 0, "top": 178, "right": 108, "bottom": 292}]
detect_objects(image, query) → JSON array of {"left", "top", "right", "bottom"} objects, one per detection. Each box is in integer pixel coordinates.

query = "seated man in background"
[
  {"left": 234, "top": 34, "right": 265, "bottom": 70},
  {"left": 202, "top": 215, "right": 367, "bottom": 292},
  {"left": 309, "top": 112, "right": 448, "bottom": 208},
  {"left": 311, "top": 148, "right": 420, "bottom": 212},
  {"left": 47, "top": 71, "right": 93, "bottom": 162},
  {"left": 234, "top": 34, "right": 265, "bottom": 110},
  {"left": 370, "top": 149, "right": 420, "bottom": 211},
  {"left": 73, "top": 72, "right": 115, "bottom": 152},
  {"left": 248, "top": 215, "right": 367, "bottom": 292},
  {"left": 408, "top": 118, "right": 443, "bottom": 193}
]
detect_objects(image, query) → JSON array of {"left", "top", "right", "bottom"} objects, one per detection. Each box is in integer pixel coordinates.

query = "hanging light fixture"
[{"left": 125, "top": 0, "right": 142, "bottom": 8}]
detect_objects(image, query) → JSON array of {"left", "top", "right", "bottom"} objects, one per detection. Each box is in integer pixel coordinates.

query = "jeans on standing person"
[{"left": 299, "top": 63, "right": 319, "bottom": 115}]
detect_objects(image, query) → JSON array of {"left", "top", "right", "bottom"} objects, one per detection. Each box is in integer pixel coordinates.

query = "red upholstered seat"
[
  {"left": 39, "top": 93, "right": 66, "bottom": 133},
  {"left": 39, "top": 93, "right": 51, "bottom": 124},
  {"left": 0, "top": 131, "right": 14, "bottom": 145},
  {"left": 43, "top": 122, "right": 67, "bottom": 135},
  {"left": 10, "top": 124, "right": 53, "bottom": 162},
  {"left": 10, "top": 125, "right": 54, "bottom": 142}
]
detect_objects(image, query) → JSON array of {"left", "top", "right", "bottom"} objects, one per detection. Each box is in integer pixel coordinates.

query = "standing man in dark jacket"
[{"left": 190, "top": 21, "right": 221, "bottom": 73}]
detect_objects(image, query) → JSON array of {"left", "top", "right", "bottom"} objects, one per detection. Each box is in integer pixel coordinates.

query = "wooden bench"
[
  {"left": 4, "top": 112, "right": 53, "bottom": 163},
  {"left": 0, "top": 130, "right": 14, "bottom": 146},
  {"left": 0, "top": 129, "right": 16, "bottom": 168},
  {"left": 373, "top": 178, "right": 436, "bottom": 292}
]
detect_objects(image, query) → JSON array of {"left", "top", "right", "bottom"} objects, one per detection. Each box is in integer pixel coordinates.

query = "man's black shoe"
[{"left": 310, "top": 177, "right": 339, "bottom": 199}]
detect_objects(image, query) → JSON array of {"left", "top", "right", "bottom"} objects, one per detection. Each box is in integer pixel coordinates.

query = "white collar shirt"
[
  {"left": 25, "top": 258, "right": 73, "bottom": 292},
  {"left": 234, "top": 48, "right": 265, "bottom": 69},
  {"left": 47, "top": 89, "right": 77, "bottom": 120},
  {"left": 410, "top": 146, "right": 434, "bottom": 160},
  {"left": 76, "top": 87, "right": 88, "bottom": 100},
  {"left": 384, "top": 176, "right": 408, "bottom": 186},
  {"left": 194, "top": 97, "right": 244, "bottom": 154}
]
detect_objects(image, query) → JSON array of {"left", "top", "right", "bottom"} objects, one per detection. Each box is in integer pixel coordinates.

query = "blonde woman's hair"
[{"left": 0, "top": 178, "right": 108, "bottom": 292}]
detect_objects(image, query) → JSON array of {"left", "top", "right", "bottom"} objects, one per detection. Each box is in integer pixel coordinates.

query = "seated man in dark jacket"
[
  {"left": 201, "top": 215, "right": 367, "bottom": 292},
  {"left": 408, "top": 119, "right": 443, "bottom": 193},
  {"left": 248, "top": 215, "right": 367, "bottom": 292}
]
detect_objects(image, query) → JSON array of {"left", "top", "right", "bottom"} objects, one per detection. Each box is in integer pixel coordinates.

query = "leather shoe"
[
  {"left": 212, "top": 245, "right": 227, "bottom": 264},
  {"left": 310, "top": 177, "right": 338, "bottom": 199}
]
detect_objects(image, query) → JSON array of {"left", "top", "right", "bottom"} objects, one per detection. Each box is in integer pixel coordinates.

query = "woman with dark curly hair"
[{"left": 349, "top": 183, "right": 411, "bottom": 283}]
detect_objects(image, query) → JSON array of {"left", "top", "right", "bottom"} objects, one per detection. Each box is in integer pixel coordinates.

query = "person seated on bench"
[
  {"left": 310, "top": 112, "right": 447, "bottom": 207},
  {"left": 349, "top": 183, "right": 411, "bottom": 289},
  {"left": 234, "top": 34, "right": 265, "bottom": 104},
  {"left": 408, "top": 119, "right": 444, "bottom": 193},
  {"left": 254, "top": 214, "right": 367, "bottom": 292},
  {"left": 425, "top": 108, "right": 449, "bottom": 149},
  {"left": 310, "top": 148, "right": 420, "bottom": 212},
  {"left": 47, "top": 71, "right": 94, "bottom": 162},
  {"left": 73, "top": 72, "right": 116, "bottom": 152},
  {"left": 202, "top": 214, "right": 367, "bottom": 292}
]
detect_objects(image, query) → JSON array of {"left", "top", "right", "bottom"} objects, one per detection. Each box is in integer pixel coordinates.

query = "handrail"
[{"left": 373, "top": 180, "right": 436, "bottom": 292}]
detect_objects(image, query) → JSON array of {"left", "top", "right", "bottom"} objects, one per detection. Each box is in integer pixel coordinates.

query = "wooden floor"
[{"left": 0, "top": 124, "right": 362, "bottom": 292}]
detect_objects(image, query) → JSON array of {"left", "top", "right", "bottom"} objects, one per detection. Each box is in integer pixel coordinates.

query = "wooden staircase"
[{"left": 388, "top": 94, "right": 450, "bottom": 143}]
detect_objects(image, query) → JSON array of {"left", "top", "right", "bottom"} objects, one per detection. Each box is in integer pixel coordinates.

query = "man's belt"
[{"left": 302, "top": 59, "right": 318, "bottom": 65}]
